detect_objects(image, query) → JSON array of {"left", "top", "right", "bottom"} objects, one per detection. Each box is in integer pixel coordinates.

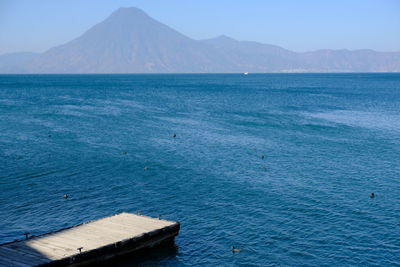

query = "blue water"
[{"left": 0, "top": 74, "right": 399, "bottom": 266}]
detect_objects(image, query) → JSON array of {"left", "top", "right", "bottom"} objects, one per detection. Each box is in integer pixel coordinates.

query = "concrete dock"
[{"left": 0, "top": 212, "right": 180, "bottom": 266}]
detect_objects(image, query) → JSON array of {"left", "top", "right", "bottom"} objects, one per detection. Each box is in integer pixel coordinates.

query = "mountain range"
[{"left": 1, "top": 7, "right": 399, "bottom": 73}]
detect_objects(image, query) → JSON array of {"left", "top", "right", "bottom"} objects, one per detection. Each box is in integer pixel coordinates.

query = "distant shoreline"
[{"left": 1, "top": 72, "right": 400, "bottom": 75}]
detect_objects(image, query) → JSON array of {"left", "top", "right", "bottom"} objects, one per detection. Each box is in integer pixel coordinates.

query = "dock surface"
[{"left": 0, "top": 212, "right": 180, "bottom": 266}]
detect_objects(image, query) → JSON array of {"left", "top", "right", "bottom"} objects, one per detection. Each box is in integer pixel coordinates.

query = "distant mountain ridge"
[
  {"left": 0, "top": 52, "right": 39, "bottom": 73},
  {"left": 1, "top": 7, "right": 399, "bottom": 73}
]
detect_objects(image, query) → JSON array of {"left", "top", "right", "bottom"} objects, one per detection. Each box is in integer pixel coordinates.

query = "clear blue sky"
[{"left": 0, "top": 0, "right": 399, "bottom": 55}]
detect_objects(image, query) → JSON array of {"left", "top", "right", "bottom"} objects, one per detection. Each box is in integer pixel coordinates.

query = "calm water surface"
[{"left": 0, "top": 74, "right": 399, "bottom": 266}]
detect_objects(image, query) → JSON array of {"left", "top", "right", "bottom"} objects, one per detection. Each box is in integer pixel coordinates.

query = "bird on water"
[
  {"left": 63, "top": 194, "right": 69, "bottom": 199},
  {"left": 370, "top": 192, "right": 375, "bottom": 199},
  {"left": 173, "top": 133, "right": 176, "bottom": 138},
  {"left": 231, "top": 246, "right": 241, "bottom": 253}
]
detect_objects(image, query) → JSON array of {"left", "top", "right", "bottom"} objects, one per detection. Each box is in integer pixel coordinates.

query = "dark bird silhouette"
[
  {"left": 370, "top": 192, "right": 375, "bottom": 199},
  {"left": 63, "top": 194, "right": 69, "bottom": 199},
  {"left": 173, "top": 133, "right": 176, "bottom": 138}
]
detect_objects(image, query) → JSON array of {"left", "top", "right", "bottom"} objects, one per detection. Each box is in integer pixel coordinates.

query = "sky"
[{"left": 0, "top": 0, "right": 399, "bottom": 55}]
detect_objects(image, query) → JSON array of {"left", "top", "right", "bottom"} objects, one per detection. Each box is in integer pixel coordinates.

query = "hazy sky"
[{"left": 0, "top": 0, "right": 399, "bottom": 55}]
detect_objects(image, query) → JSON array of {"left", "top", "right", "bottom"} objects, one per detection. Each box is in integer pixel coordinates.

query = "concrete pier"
[{"left": 0, "top": 212, "right": 180, "bottom": 266}]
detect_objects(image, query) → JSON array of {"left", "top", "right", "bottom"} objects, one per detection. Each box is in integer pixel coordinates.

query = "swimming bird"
[
  {"left": 370, "top": 192, "right": 375, "bottom": 199},
  {"left": 261, "top": 155, "right": 265, "bottom": 160},
  {"left": 173, "top": 133, "right": 176, "bottom": 138},
  {"left": 63, "top": 194, "right": 69, "bottom": 199},
  {"left": 144, "top": 166, "right": 150, "bottom": 170},
  {"left": 231, "top": 246, "right": 241, "bottom": 253}
]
